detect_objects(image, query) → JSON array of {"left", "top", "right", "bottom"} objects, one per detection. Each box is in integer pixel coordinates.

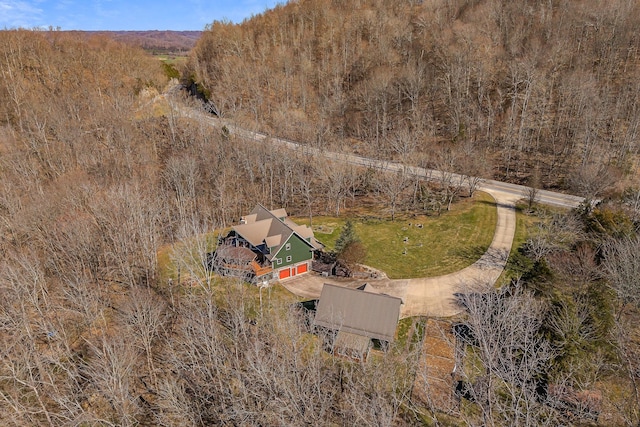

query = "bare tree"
[
  {"left": 525, "top": 166, "right": 541, "bottom": 212},
  {"left": 340, "top": 353, "right": 416, "bottom": 426},
  {"left": 570, "top": 160, "right": 620, "bottom": 199},
  {"left": 525, "top": 186, "right": 539, "bottom": 213},
  {"left": 158, "top": 283, "right": 421, "bottom": 426},
  {"left": 294, "top": 159, "right": 317, "bottom": 226},
  {"left": 622, "top": 187, "right": 640, "bottom": 223},
  {"left": 458, "top": 141, "right": 491, "bottom": 197},
  {"left": 377, "top": 165, "right": 411, "bottom": 221},
  {"left": 523, "top": 212, "right": 584, "bottom": 262},
  {"left": 601, "top": 235, "right": 640, "bottom": 423},
  {"left": 386, "top": 127, "right": 418, "bottom": 163},
  {"left": 320, "top": 159, "right": 350, "bottom": 216},
  {"left": 602, "top": 236, "right": 640, "bottom": 314},
  {"left": 81, "top": 333, "right": 141, "bottom": 426},
  {"left": 87, "top": 184, "right": 161, "bottom": 288},
  {"left": 122, "top": 287, "right": 169, "bottom": 387},
  {"left": 456, "top": 284, "right": 558, "bottom": 426},
  {"left": 0, "top": 251, "right": 59, "bottom": 427},
  {"left": 611, "top": 313, "right": 640, "bottom": 427},
  {"left": 169, "top": 218, "right": 219, "bottom": 295},
  {"left": 435, "top": 148, "right": 466, "bottom": 211},
  {"left": 163, "top": 154, "right": 200, "bottom": 226}
]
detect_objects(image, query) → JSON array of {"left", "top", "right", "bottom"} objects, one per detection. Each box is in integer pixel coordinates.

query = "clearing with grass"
[{"left": 300, "top": 192, "right": 497, "bottom": 279}]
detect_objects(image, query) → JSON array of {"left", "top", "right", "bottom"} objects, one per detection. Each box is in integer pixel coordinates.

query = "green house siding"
[{"left": 271, "top": 234, "right": 313, "bottom": 269}]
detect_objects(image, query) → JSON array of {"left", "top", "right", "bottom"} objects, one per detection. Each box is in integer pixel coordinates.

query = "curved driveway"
[
  {"left": 175, "top": 103, "right": 584, "bottom": 319},
  {"left": 396, "top": 189, "right": 518, "bottom": 318},
  {"left": 282, "top": 188, "right": 519, "bottom": 319}
]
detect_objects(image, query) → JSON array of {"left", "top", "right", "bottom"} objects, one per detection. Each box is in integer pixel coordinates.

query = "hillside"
[
  {"left": 64, "top": 30, "right": 201, "bottom": 54},
  {"left": 2, "top": 8, "right": 640, "bottom": 425},
  {"left": 187, "top": 0, "right": 640, "bottom": 196}
]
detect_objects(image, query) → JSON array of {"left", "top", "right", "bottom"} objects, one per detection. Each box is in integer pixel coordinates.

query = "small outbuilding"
[{"left": 314, "top": 283, "right": 402, "bottom": 361}]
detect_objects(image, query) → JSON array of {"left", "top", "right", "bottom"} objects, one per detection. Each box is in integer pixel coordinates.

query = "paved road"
[
  {"left": 222, "top": 122, "right": 585, "bottom": 210},
  {"left": 178, "top": 103, "right": 585, "bottom": 318},
  {"left": 397, "top": 188, "right": 518, "bottom": 318},
  {"left": 177, "top": 90, "right": 586, "bottom": 210}
]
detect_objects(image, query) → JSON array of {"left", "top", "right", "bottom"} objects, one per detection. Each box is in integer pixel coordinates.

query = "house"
[
  {"left": 210, "top": 245, "right": 269, "bottom": 283},
  {"left": 214, "top": 204, "right": 323, "bottom": 283},
  {"left": 313, "top": 283, "right": 402, "bottom": 361}
]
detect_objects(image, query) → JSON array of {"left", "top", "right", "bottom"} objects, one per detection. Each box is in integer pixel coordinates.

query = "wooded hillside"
[
  {"left": 0, "top": 29, "right": 467, "bottom": 426},
  {"left": 70, "top": 30, "right": 202, "bottom": 55},
  {"left": 2, "top": 3, "right": 640, "bottom": 424},
  {"left": 188, "top": 0, "right": 640, "bottom": 195}
]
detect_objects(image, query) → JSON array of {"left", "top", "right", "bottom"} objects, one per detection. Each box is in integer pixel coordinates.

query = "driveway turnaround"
[
  {"left": 282, "top": 188, "right": 520, "bottom": 319},
  {"left": 176, "top": 104, "right": 584, "bottom": 318},
  {"left": 397, "top": 189, "right": 519, "bottom": 318}
]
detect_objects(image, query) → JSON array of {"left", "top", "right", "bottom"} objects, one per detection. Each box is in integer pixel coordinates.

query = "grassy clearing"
[
  {"left": 395, "top": 317, "right": 427, "bottom": 352},
  {"left": 157, "top": 233, "right": 302, "bottom": 309},
  {"left": 299, "top": 192, "right": 497, "bottom": 279},
  {"left": 157, "top": 192, "right": 497, "bottom": 298},
  {"left": 154, "top": 54, "right": 188, "bottom": 64}
]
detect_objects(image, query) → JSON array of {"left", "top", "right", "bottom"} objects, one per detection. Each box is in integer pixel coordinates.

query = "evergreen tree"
[{"left": 334, "top": 220, "right": 359, "bottom": 255}]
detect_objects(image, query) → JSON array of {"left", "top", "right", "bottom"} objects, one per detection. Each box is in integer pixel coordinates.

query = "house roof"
[
  {"left": 233, "top": 205, "right": 323, "bottom": 258},
  {"left": 215, "top": 245, "right": 256, "bottom": 262},
  {"left": 269, "top": 208, "right": 288, "bottom": 219},
  {"left": 334, "top": 331, "right": 371, "bottom": 356},
  {"left": 314, "top": 283, "right": 402, "bottom": 342},
  {"left": 283, "top": 217, "right": 324, "bottom": 250},
  {"left": 232, "top": 220, "right": 273, "bottom": 247},
  {"left": 357, "top": 283, "right": 381, "bottom": 293}
]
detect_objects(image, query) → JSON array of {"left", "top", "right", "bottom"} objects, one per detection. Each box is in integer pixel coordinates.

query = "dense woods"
[
  {"left": 0, "top": 29, "right": 443, "bottom": 426},
  {"left": 188, "top": 0, "right": 640, "bottom": 195},
  {"left": 1, "top": 0, "right": 640, "bottom": 424}
]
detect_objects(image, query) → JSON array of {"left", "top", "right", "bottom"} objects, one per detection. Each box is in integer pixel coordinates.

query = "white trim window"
[
  {"left": 276, "top": 258, "right": 282, "bottom": 265},
  {"left": 285, "top": 243, "right": 291, "bottom": 250},
  {"left": 286, "top": 255, "right": 292, "bottom": 262}
]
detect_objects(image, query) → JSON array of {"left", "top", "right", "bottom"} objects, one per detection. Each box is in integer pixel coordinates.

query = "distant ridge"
[{"left": 64, "top": 30, "right": 202, "bottom": 54}]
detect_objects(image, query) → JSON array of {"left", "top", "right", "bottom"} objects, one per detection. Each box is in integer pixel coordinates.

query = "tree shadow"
[{"left": 456, "top": 245, "right": 488, "bottom": 261}]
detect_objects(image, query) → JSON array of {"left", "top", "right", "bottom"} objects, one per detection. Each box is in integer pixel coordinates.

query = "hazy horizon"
[{"left": 0, "top": 0, "right": 283, "bottom": 31}]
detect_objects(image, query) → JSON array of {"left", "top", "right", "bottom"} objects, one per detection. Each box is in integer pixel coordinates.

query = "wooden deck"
[{"left": 251, "top": 260, "right": 272, "bottom": 277}]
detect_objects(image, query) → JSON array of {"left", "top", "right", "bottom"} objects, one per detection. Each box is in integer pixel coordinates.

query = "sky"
[{"left": 0, "top": 0, "right": 283, "bottom": 31}]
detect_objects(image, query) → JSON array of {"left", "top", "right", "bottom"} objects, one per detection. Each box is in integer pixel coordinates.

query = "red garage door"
[
  {"left": 297, "top": 263, "right": 308, "bottom": 274},
  {"left": 279, "top": 268, "right": 290, "bottom": 280}
]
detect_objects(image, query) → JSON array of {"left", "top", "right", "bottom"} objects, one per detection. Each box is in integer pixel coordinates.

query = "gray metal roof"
[
  {"left": 314, "top": 283, "right": 402, "bottom": 342},
  {"left": 334, "top": 331, "right": 371, "bottom": 356}
]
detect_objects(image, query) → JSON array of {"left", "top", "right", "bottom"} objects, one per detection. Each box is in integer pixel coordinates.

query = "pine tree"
[{"left": 334, "top": 220, "right": 359, "bottom": 256}]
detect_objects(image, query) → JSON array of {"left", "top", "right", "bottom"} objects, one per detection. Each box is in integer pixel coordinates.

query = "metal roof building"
[{"left": 314, "top": 283, "right": 402, "bottom": 359}]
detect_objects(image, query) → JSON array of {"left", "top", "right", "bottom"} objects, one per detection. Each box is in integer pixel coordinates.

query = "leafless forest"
[
  {"left": 190, "top": 0, "right": 640, "bottom": 196},
  {"left": 1, "top": 0, "right": 640, "bottom": 425}
]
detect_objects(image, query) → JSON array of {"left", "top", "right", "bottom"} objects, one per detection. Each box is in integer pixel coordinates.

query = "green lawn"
[
  {"left": 157, "top": 192, "right": 498, "bottom": 287},
  {"left": 298, "top": 192, "right": 498, "bottom": 279}
]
